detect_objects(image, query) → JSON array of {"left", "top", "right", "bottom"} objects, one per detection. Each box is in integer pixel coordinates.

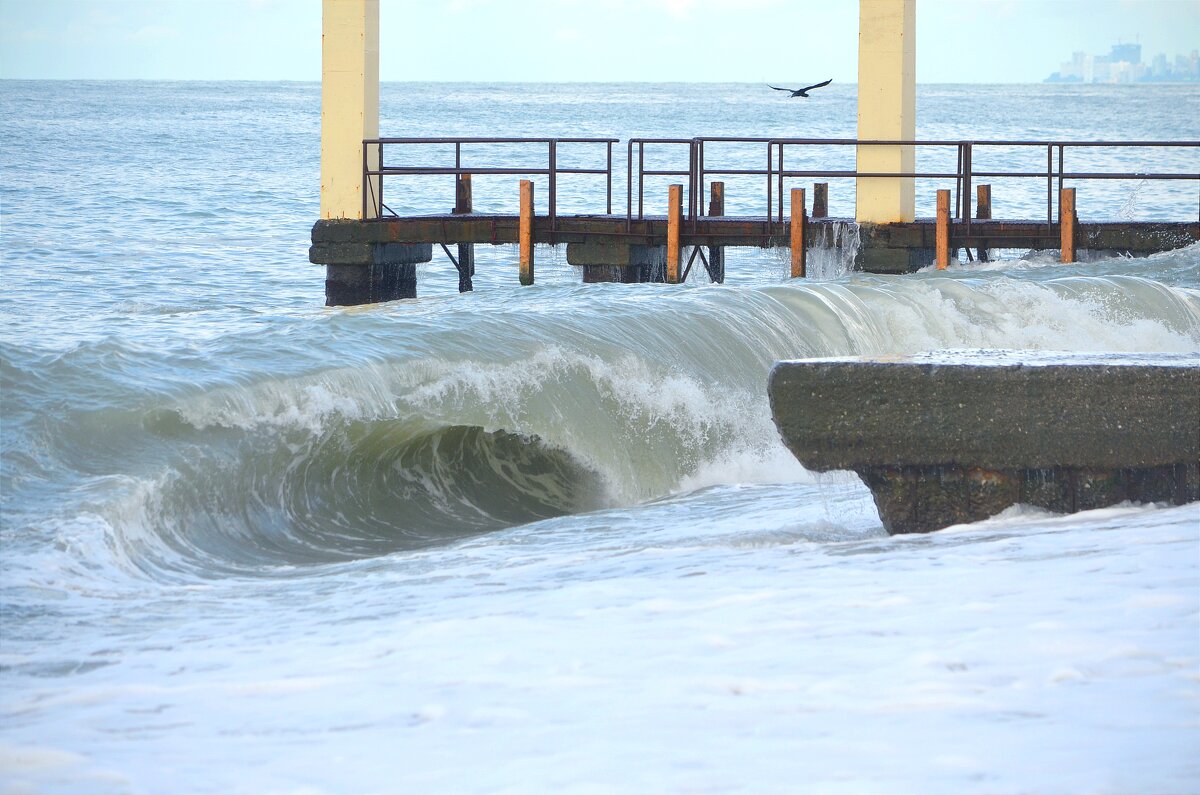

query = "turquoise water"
[{"left": 1, "top": 81, "right": 1198, "bottom": 793}]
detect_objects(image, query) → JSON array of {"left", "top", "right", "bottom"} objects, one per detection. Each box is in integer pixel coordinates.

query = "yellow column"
[
  {"left": 321, "top": 0, "right": 380, "bottom": 220},
  {"left": 856, "top": 0, "right": 915, "bottom": 223}
]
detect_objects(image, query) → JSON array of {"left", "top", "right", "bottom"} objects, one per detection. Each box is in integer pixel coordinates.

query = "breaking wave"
[{"left": 5, "top": 261, "right": 1198, "bottom": 576}]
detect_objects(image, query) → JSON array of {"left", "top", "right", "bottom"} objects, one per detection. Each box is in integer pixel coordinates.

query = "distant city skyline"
[
  {"left": 1047, "top": 41, "right": 1200, "bottom": 83},
  {"left": 2, "top": 0, "right": 1199, "bottom": 83}
]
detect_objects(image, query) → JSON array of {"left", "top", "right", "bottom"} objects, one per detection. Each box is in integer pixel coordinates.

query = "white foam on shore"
[{"left": 4, "top": 495, "right": 1195, "bottom": 795}]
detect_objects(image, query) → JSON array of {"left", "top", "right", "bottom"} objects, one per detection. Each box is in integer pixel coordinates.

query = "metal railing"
[
  {"left": 362, "top": 137, "right": 618, "bottom": 231},
  {"left": 722, "top": 138, "right": 1199, "bottom": 232},
  {"left": 364, "top": 137, "right": 1199, "bottom": 234},
  {"left": 626, "top": 138, "right": 696, "bottom": 231}
]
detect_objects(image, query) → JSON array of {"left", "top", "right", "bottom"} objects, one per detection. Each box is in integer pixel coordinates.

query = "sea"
[{"left": 1, "top": 81, "right": 1198, "bottom": 794}]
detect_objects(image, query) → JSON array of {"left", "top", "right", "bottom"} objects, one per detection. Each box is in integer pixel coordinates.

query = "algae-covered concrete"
[{"left": 768, "top": 352, "right": 1200, "bottom": 533}]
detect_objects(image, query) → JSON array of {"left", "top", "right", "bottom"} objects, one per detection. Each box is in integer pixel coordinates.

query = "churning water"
[{"left": 1, "top": 81, "right": 1198, "bottom": 794}]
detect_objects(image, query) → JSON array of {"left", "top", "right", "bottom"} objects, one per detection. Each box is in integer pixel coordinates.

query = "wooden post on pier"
[
  {"left": 975, "top": 184, "right": 991, "bottom": 263},
  {"left": 519, "top": 179, "right": 534, "bottom": 285},
  {"left": 1060, "top": 187, "right": 1077, "bottom": 263},
  {"left": 936, "top": 189, "right": 951, "bottom": 269},
  {"left": 790, "top": 188, "right": 807, "bottom": 278},
  {"left": 667, "top": 184, "right": 682, "bottom": 284},
  {"left": 454, "top": 174, "right": 474, "bottom": 292},
  {"left": 707, "top": 182, "right": 725, "bottom": 283},
  {"left": 813, "top": 183, "right": 828, "bottom": 218}
]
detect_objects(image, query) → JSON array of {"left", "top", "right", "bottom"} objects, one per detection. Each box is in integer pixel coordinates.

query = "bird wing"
[
  {"left": 798, "top": 78, "right": 833, "bottom": 93},
  {"left": 767, "top": 85, "right": 795, "bottom": 93}
]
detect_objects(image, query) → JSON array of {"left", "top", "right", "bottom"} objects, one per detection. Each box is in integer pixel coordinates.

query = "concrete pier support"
[
  {"left": 856, "top": 0, "right": 915, "bottom": 225},
  {"left": 321, "top": 0, "right": 379, "bottom": 222},
  {"left": 316, "top": 0, "right": 414, "bottom": 305},
  {"left": 566, "top": 242, "right": 667, "bottom": 283},
  {"left": 769, "top": 353, "right": 1200, "bottom": 534},
  {"left": 318, "top": 238, "right": 432, "bottom": 305}
]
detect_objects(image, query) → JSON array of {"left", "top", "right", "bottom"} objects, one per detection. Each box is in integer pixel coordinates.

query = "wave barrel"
[{"left": 768, "top": 353, "right": 1200, "bottom": 534}]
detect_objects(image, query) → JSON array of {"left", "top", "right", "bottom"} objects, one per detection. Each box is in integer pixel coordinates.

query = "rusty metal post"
[
  {"left": 790, "top": 188, "right": 807, "bottom": 279},
  {"left": 812, "top": 182, "right": 828, "bottom": 218},
  {"left": 548, "top": 140, "right": 557, "bottom": 242},
  {"left": 1060, "top": 187, "right": 1076, "bottom": 263},
  {"left": 936, "top": 189, "right": 951, "bottom": 269},
  {"left": 706, "top": 182, "right": 725, "bottom": 283},
  {"left": 667, "top": 184, "right": 682, "bottom": 284},
  {"left": 519, "top": 179, "right": 534, "bottom": 285},
  {"left": 454, "top": 173, "right": 474, "bottom": 292},
  {"left": 975, "top": 183, "right": 991, "bottom": 263}
]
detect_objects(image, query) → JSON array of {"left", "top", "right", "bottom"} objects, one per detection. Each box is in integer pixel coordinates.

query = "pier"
[
  {"left": 313, "top": 0, "right": 1198, "bottom": 304},
  {"left": 311, "top": 135, "right": 1200, "bottom": 302}
]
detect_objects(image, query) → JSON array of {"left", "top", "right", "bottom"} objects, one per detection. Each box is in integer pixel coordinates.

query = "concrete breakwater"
[{"left": 768, "top": 352, "right": 1200, "bottom": 534}]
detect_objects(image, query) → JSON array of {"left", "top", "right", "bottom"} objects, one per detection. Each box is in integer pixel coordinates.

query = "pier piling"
[
  {"left": 1060, "top": 187, "right": 1077, "bottom": 263},
  {"left": 454, "top": 174, "right": 474, "bottom": 292},
  {"left": 707, "top": 182, "right": 725, "bottom": 283},
  {"left": 790, "top": 188, "right": 807, "bottom": 278},
  {"left": 813, "top": 183, "right": 828, "bottom": 218},
  {"left": 975, "top": 184, "right": 991, "bottom": 263},
  {"left": 667, "top": 184, "right": 682, "bottom": 284},
  {"left": 519, "top": 179, "right": 534, "bottom": 285},
  {"left": 936, "top": 189, "right": 951, "bottom": 269}
]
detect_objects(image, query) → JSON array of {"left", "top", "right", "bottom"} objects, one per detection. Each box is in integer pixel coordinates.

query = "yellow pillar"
[
  {"left": 856, "top": 0, "right": 915, "bottom": 223},
  {"left": 321, "top": 0, "right": 380, "bottom": 220}
]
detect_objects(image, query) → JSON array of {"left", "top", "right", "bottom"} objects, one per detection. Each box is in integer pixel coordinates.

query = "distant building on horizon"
[{"left": 1046, "top": 42, "right": 1199, "bottom": 83}]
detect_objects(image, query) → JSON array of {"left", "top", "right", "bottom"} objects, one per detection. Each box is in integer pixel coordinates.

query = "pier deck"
[{"left": 312, "top": 214, "right": 1199, "bottom": 269}]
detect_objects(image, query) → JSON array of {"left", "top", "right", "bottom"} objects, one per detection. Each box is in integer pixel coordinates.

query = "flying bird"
[{"left": 768, "top": 79, "right": 833, "bottom": 98}]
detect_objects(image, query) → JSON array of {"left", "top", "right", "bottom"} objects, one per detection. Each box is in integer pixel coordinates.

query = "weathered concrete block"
[
  {"left": 770, "top": 353, "right": 1199, "bottom": 471},
  {"left": 310, "top": 241, "right": 432, "bottom": 268},
  {"left": 325, "top": 262, "right": 417, "bottom": 306},
  {"left": 582, "top": 265, "right": 643, "bottom": 284},
  {"left": 566, "top": 242, "right": 664, "bottom": 267},
  {"left": 315, "top": 240, "right": 431, "bottom": 305},
  {"left": 374, "top": 243, "right": 432, "bottom": 265},
  {"left": 567, "top": 242, "right": 666, "bottom": 283},
  {"left": 856, "top": 245, "right": 935, "bottom": 273},
  {"left": 311, "top": 218, "right": 363, "bottom": 244},
  {"left": 769, "top": 352, "right": 1200, "bottom": 533},
  {"left": 310, "top": 241, "right": 375, "bottom": 266}
]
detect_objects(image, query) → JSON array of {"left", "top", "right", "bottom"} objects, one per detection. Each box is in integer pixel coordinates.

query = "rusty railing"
[
  {"left": 364, "top": 137, "right": 1199, "bottom": 236},
  {"left": 693, "top": 137, "right": 1199, "bottom": 232},
  {"left": 363, "top": 137, "right": 618, "bottom": 233}
]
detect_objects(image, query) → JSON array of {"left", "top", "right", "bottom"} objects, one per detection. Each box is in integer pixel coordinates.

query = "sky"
[{"left": 0, "top": 0, "right": 1198, "bottom": 83}]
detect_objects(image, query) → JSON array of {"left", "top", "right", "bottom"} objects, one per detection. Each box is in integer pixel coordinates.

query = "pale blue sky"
[{"left": 1, "top": 0, "right": 1197, "bottom": 82}]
